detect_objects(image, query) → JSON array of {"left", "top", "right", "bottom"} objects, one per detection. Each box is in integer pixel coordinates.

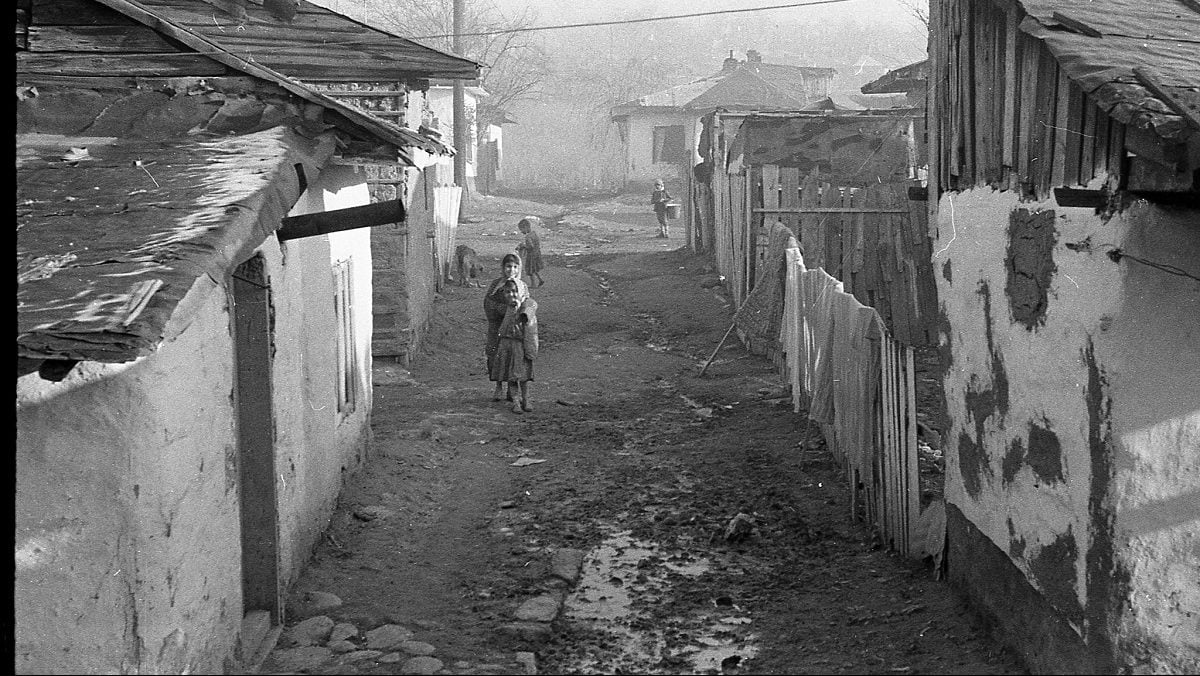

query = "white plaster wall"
[
  {"left": 933, "top": 186, "right": 1200, "bottom": 667},
  {"left": 625, "top": 110, "right": 701, "bottom": 186},
  {"left": 273, "top": 166, "right": 374, "bottom": 591},
  {"left": 15, "top": 277, "right": 243, "bottom": 674},
  {"left": 427, "top": 86, "right": 479, "bottom": 180}
]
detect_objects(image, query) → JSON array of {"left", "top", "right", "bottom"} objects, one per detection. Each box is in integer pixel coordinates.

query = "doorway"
[{"left": 232, "top": 254, "right": 281, "bottom": 624}]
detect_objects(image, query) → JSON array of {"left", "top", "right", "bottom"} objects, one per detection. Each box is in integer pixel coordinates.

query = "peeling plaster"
[
  {"left": 1005, "top": 209, "right": 1058, "bottom": 330},
  {"left": 1029, "top": 525, "right": 1083, "bottom": 624},
  {"left": 1082, "top": 339, "right": 1128, "bottom": 667},
  {"left": 1002, "top": 438, "right": 1025, "bottom": 486},
  {"left": 1026, "top": 419, "right": 1065, "bottom": 486},
  {"left": 959, "top": 281, "right": 1010, "bottom": 499}
]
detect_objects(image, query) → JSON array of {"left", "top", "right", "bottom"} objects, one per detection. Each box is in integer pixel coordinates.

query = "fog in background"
[{"left": 314, "top": 0, "right": 929, "bottom": 192}]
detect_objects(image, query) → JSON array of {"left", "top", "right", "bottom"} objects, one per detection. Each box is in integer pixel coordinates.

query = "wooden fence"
[
  {"left": 757, "top": 168, "right": 937, "bottom": 346},
  {"left": 705, "top": 165, "right": 936, "bottom": 346},
  {"left": 782, "top": 245, "right": 921, "bottom": 556}
]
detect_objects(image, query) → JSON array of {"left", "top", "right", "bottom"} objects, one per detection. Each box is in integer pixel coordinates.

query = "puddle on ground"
[{"left": 560, "top": 527, "right": 759, "bottom": 674}]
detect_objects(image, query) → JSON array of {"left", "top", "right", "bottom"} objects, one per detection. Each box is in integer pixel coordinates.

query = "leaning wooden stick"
[{"left": 698, "top": 322, "right": 737, "bottom": 377}]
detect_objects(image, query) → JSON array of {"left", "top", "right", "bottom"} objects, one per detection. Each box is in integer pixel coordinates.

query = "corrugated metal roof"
[
  {"left": 17, "top": 126, "right": 335, "bottom": 364},
  {"left": 118, "top": 0, "right": 481, "bottom": 81},
  {"left": 1018, "top": 0, "right": 1200, "bottom": 139}
]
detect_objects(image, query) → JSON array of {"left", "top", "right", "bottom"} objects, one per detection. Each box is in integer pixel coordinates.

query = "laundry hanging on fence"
[
  {"left": 781, "top": 246, "right": 883, "bottom": 463},
  {"left": 830, "top": 294, "right": 883, "bottom": 469}
]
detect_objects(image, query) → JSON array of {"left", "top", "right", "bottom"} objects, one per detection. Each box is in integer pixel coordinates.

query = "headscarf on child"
[
  {"left": 483, "top": 253, "right": 529, "bottom": 323},
  {"left": 497, "top": 278, "right": 538, "bottom": 360}
]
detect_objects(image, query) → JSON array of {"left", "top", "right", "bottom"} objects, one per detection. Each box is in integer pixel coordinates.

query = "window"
[
  {"left": 652, "top": 125, "right": 687, "bottom": 164},
  {"left": 333, "top": 259, "right": 357, "bottom": 415}
]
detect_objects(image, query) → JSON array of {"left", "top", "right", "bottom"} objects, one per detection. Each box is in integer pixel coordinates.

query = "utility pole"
[{"left": 452, "top": 0, "right": 468, "bottom": 207}]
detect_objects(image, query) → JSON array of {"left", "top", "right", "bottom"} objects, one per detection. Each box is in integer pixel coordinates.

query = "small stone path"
[{"left": 253, "top": 547, "right": 585, "bottom": 675}]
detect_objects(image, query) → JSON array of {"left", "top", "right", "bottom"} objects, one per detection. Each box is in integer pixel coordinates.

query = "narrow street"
[{"left": 257, "top": 192, "right": 1025, "bottom": 676}]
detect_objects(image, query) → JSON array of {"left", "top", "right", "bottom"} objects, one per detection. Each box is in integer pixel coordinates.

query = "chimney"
[
  {"left": 746, "top": 49, "right": 763, "bottom": 64},
  {"left": 722, "top": 50, "right": 740, "bottom": 72}
]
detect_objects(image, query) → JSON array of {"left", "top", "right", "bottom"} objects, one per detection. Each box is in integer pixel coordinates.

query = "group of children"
[{"left": 482, "top": 217, "right": 544, "bottom": 413}]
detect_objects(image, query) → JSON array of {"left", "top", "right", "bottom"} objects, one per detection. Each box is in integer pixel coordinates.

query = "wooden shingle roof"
[{"left": 117, "top": 0, "right": 481, "bottom": 81}]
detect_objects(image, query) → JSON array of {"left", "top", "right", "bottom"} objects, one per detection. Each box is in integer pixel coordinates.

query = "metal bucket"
[{"left": 664, "top": 202, "right": 680, "bottom": 220}]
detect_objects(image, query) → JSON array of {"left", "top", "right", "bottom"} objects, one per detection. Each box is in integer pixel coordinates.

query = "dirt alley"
[{"left": 258, "top": 191, "right": 1026, "bottom": 676}]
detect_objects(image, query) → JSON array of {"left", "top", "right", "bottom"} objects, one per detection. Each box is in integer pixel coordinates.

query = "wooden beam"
[
  {"left": 1053, "top": 187, "right": 1106, "bottom": 208},
  {"left": 1052, "top": 12, "right": 1103, "bottom": 37},
  {"left": 277, "top": 200, "right": 406, "bottom": 241},
  {"left": 1133, "top": 67, "right": 1200, "bottom": 130}
]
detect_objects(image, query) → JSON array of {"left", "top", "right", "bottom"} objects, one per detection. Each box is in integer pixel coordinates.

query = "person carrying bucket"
[{"left": 649, "top": 178, "right": 675, "bottom": 239}]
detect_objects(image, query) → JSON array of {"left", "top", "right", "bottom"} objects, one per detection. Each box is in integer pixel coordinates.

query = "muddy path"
[{"left": 258, "top": 193, "right": 1023, "bottom": 676}]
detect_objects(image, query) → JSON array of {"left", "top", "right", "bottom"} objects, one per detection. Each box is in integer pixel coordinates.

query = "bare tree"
[
  {"left": 363, "top": 0, "right": 550, "bottom": 137},
  {"left": 895, "top": 0, "right": 929, "bottom": 31}
]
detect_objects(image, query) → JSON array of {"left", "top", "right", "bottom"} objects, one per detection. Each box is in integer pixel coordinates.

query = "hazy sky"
[
  {"left": 492, "top": 0, "right": 920, "bottom": 23},
  {"left": 315, "top": 0, "right": 925, "bottom": 37}
]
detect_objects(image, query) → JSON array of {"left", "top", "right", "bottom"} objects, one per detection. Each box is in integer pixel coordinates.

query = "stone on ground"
[
  {"left": 280, "top": 615, "right": 333, "bottom": 647},
  {"left": 514, "top": 594, "right": 562, "bottom": 622},
  {"left": 329, "top": 622, "right": 358, "bottom": 643},
  {"left": 399, "top": 640, "right": 436, "bottom": 656},
  {"left": 365, "top": 623, "right": 415, "bottom": 650},
  {"left": 266, "top": 646, "right": 331, "bottom": 671},
  {"left": 401, "top": 655, "right": 445, "bottom": 674},
  {"left": 288, "top": 591, "right": 343, "bottom": 620},
  {"left": 550, "top": 548, "right": 585, "bottom": 585}
]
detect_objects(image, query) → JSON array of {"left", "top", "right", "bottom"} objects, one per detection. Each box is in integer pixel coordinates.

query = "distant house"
[
  {"left": 425, "top": 79, "right": 488, "bottom": 194},
  {"left": 860, "top": 59, "right": 928, "bottom": 109},
  {"left": 14, "top": 0, "right": 471, "bottom": 672},
  {"left": 610, "top": 50, "right": 837, "bottom": 190},
  {"left": 929, "top": 0, "right": 1199, "bottom": 672}
]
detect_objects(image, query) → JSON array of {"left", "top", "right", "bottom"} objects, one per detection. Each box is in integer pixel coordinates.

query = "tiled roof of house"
[
  {"left": 616, "top": 60, "right": 838, "bottom": 113},
  {"left": 1018, "top": 0, "right": 1200, "bottom": 139},
  {"left": 860, "top": 60, "right": 928, "bottom": 95}
]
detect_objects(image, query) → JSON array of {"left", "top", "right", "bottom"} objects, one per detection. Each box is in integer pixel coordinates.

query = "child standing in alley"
[
  {"left": 650, "top": 179, "right": 673, "bottom": 238},
  {"left": 490, "top": 278, "right": 539, "bottom": 413},
  {"left": 516, "top": 216, "right": 545, "bottom": 288}
]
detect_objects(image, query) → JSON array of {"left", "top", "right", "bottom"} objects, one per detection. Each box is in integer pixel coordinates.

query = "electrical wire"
[
  {"left": 1105, "top": 248, "right": 1200, "bottom": 282},
  {"left": 409, "top": 0, "right": 856, "bottom": 40}
]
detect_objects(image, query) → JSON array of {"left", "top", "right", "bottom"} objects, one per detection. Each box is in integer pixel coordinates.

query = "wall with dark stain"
[{"left": 932, "top": 188, "right": 1200, "bottom": 672}]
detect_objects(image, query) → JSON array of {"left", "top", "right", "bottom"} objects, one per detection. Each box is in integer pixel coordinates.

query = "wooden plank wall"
[
  {"left": 757, "top": 169, "right": 937, "bottom": 346},
  {"left": 931, "top": 0, "right": 1126, "bottom": 200}
]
